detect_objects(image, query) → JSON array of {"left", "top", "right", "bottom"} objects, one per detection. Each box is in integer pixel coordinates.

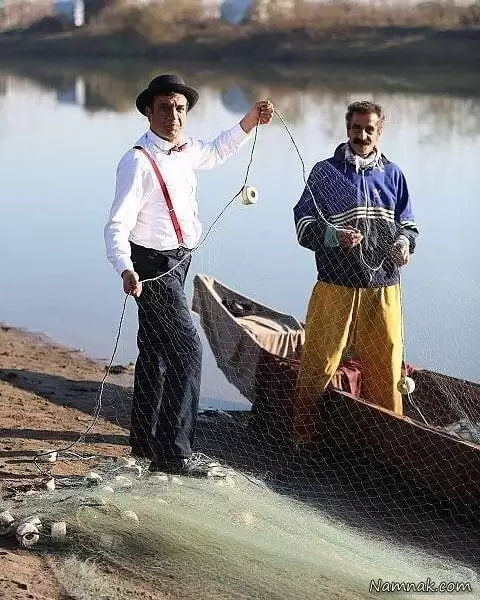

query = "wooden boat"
[{"left": 192, "top": 273, "right": 480, "bottom": 514}]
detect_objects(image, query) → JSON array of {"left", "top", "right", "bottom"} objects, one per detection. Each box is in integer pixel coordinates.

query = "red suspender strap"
[{"left": 133, "top": 145, "right": 184, "bottom": 246}]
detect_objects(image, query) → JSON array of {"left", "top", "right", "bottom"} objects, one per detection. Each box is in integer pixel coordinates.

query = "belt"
[{"left": 130, "top": 242, "right": 191, "bottom": 261}]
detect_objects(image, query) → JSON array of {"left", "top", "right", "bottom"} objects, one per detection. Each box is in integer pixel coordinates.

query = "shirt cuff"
[
  {"left": 231, "top": 122, "right": 251, "bottom": 145},
  {"left": 112, "top": 256, "right": 134, "bottom": 277}
]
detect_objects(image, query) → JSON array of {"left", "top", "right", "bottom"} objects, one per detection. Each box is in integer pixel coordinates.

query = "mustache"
[{"left": 353, "top": 138, "right": 371, "bottom": 145}]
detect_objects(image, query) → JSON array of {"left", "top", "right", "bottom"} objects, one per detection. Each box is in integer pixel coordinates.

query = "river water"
[{"left": 0, "top": 62, "right": 478, "bottom": 408}]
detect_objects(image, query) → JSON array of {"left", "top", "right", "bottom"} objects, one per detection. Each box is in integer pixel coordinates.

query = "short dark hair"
[{"left": 345, "top": 101, "right": 385, "bottom": 128}]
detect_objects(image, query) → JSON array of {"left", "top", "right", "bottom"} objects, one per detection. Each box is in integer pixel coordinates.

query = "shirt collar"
[{"left": 146, "top": 129, "right": 186, "bottom": 153}]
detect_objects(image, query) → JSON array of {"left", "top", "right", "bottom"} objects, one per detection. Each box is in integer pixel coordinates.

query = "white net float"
[
  {"left": 16, "top": 522, "right": 40, "bottom": 548},
  {"left": 0, "top": 510, "right": 15, "bottom": 536},
  {"left": 397, "top": 375, "right": 415, "bottom": 395},
  {"left": 113, "top": 475, "right": 133, "bottom": 489},
  {"left": 121, "top": 510, "right": 139, "bottom": 524},
  {"left": 117, "top": 456, "right": 136, "bottom": 468},
  {"left": 51, "top": 521, "right": 67, "bottom": 542},
  {"left": 85, "top": 472, "right": 103, "bottom": 486},
  {"left": 36, "top": 450, "right": 57, "bottom": 462}
]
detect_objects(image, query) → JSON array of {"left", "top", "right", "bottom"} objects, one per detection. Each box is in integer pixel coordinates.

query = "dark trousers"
[{"left": 129, "top": 242, "right": 202, "bottom": 462}]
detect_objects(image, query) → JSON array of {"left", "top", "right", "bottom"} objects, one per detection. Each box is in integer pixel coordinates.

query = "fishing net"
[
  {"left": 2, "top": 108, "right": 480, "bottom": 600},
  {"left": 1, "top": 456, "right": 478, "bottom": 600}
]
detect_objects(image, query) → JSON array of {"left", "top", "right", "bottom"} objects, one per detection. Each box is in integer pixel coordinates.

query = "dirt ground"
[{"left": 0, "top": 323, "right": 172, "bottom": 600}]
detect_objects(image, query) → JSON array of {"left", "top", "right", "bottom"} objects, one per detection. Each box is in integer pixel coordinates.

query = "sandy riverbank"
[
  {"left": 0, "top": 324, "right": 172, "bottom": 600},
  {"left": 0, "top": 323, "right": 131, "bottom": 484}
]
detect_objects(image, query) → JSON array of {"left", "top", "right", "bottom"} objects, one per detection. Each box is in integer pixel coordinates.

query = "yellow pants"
[{"left": 294, "top": 281, "right": 403, "bottom": 443}]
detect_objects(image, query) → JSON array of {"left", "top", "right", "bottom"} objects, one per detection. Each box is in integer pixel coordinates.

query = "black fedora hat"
[{"left": 136, "top": 74, "right": 199, "bottom": 115}]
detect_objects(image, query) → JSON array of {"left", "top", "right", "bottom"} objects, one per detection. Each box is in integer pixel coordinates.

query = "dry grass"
[
  {"left": 91, "top": 0, "right": 211, "bottom": 44},
  {"left": 256, "top": 0, "right": 480, "bottom": 29},
  {"left": 90, "top": 0, "right": 480, "bottom": 42}
]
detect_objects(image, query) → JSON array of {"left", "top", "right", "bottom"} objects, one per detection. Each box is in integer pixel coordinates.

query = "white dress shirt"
[{"left": 104, "top": 123, "right": 250, "bottom": 276}]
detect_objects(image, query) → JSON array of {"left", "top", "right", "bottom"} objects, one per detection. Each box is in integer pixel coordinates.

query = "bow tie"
[{"left": 167, "top": 143, "right": 187, "bottom": 155}]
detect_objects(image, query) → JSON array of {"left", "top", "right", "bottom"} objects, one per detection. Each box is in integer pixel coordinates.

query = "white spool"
[
  {"left": 240, "top": 185, "right": 258, "bottom": 205},
  {"left": 51, "top": 521, "right": 67, "bottom": 542}
]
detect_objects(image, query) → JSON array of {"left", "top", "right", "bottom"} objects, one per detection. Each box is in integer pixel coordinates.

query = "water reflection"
[
  {"left": 56, "top": 77, "right": 86, "bottom": 106},
  {"left": 1, "top": 62, "right": 480, "bottom": 141}
]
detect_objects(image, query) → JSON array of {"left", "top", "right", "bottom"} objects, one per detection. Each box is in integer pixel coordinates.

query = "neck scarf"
[{"left": 345, "top": 142, "right": 381, "bottom": 172}]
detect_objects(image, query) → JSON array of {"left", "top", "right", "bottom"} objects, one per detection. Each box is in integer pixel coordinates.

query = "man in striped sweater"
[{"left": 293, "top": 100, "right": 419, "bottom": 443}]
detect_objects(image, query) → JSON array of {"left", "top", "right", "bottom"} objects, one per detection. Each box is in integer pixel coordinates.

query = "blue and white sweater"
[{"left": 293, "top": 143, "right": 419, "bottom": 288}]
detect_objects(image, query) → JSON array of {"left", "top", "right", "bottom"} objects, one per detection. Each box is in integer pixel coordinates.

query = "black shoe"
[
  {"left": 130, "top": 446, "right": 153, "bottom": 460},
  {"left": 148, "top": 453, "right": 217, "bottom": 477}
]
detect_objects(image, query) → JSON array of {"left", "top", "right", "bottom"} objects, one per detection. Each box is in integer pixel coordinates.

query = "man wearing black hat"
[{"left": 104, "top": 74, "right": 274, "bottom": 476}]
